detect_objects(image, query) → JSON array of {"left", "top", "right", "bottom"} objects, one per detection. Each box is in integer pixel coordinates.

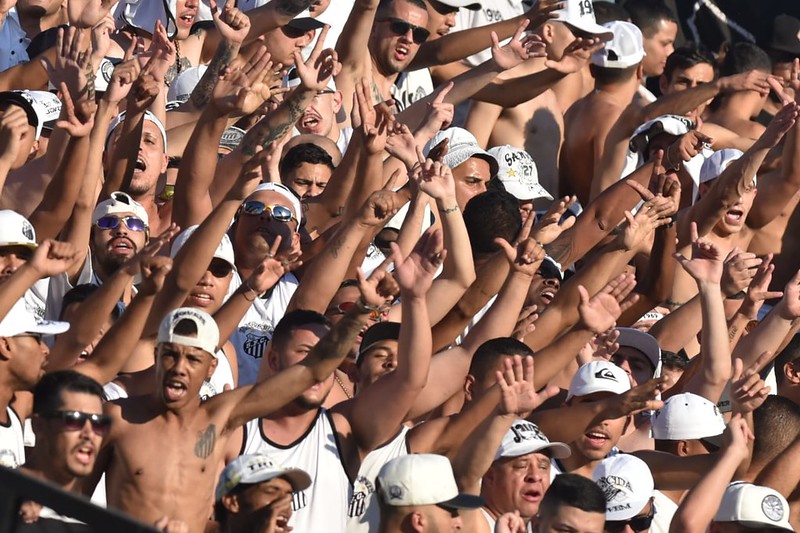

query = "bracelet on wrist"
[
  {"left": 440, "top": 204, "right": 459, "bottom": 215},
  {"left": 243, "top": 280, "right": 263, "bottom": 302}
]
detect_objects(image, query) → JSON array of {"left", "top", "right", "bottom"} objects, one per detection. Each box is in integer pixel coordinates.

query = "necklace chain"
[{"left": 334, "top": 372, "right": 353, "bottom": 400}]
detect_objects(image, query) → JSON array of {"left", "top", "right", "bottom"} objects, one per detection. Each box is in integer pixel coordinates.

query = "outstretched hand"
[
  {"left": 531, "top": 196, "right": 576, "bottom": 245},
  {"left": 730, "top": 356, "right": 771, "bottom": 415},
  {"left": 491, "top": 20, "right": 546, "bottom": 71},
  {"left": 497, "top": 354, "right": 558, "bottom": 418},
  {"left": 675, "top": 222, "right": 723, "bottom": 285},
  {"left": 391, "top": 228, "right": 446, "bottom": 298},
  {"left": 294, "top": 26, "right": 339, "bottom": 92},
  {"left": 577, "top": 273, "right": 639, "bottom": 334}
]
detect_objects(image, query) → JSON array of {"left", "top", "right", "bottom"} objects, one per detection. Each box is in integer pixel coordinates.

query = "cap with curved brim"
[
  {"left": 435, "top": 0, "right": 482, "bottom": 9},
  {"left": 287, "top": 17, "right": 326, "bottom": 32},
  {"left": 439, "top": 493, "right": 484, "bottom": 510},
  {"left": 26, "top": 320, "right": 70, "bottom": 336}
]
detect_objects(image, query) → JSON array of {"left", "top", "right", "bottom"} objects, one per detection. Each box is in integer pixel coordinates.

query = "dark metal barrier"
[{"left": 0, "top": 466, "right": 159, "bottom": 533}]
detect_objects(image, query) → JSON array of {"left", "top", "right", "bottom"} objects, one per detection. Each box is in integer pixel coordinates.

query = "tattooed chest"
[{"left": 166, "top": 57, "right": 193, "bottom": 86}]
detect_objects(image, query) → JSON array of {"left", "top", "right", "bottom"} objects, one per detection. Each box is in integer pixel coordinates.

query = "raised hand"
[
  {"left": 41, "top": 26, "right": 92, "bottom": 102},
  {"left": 664, "top": 130, "right": 713, "bottom": 169},
  {"left": 120, "top": 223, "right": 180, "bottom": 277},
  {"left": 740, "top": 254, "right": 783, "bottom": 319},
  {"left": 293, "top": 26, "right": 339, "bottom": 92},
  {"left": 410, "top": 147, "right": 456, "bottom": 202},
  {"left": 525, "top": 0, "right": 564, "bottom": 29},
  {"left": 0, "top": 105, "right": 30, "bottom": 166},
  {"left": 544, "top": 37, "right": 603, "bottom": 75},
  {"left": 211, "top": 0, "right": 251, "bottom": 46},
  {"left": 230, "top": 146, "right": 269, "bottom": 199},
  {"left": 245, "top": 236, "right": 302, "bottom": 297},
  {"left": 153, "top": 516, "right": 190, "bottom": 533},
  {"left": 56, "top": 82, "right": 97, "bottom": 138},
  {"left": 66, "top": 0, "right": 116, "bottom": 29},
  {"left": 674, "top": 222, "right": 724, "bottom": 284},
  {"left": 90, "top": 13, "right": 115, "bottom": 67},
  {"left": 720, "top": 248, "right": 759, "bottom": 298},
  {"left": 141, "top": 20, "right": 177, "bottom": 85},
  {"left": 512, "top": 305, "right": 538, "bottom": 341},
  {"left": 495, "top": 231, "right": 545, "bottom": 277},
  {"left": 29, "top": 240, "right": 80, "bottom": 277},
  {"left": 355, "top": 261, "right": 400, "bottom": 311},
  {"left": 417, "top": 82, "right": 454, "bottom": 137},
  {"left": 531, "top": 195, "right": 576, "bottom": 245},
  {"left": 212, "top": 47, "right": 275, "bottom": 116},
  {"left": 384, "top": 122, "right": 418, "bottom": 169},
  {"left": 616, "top": 198, "right": 673, "bottom": 252},
  {"left": 357, "top": 171, "right": 403, "bottom": 227},
  {"left": 127, "top": 52, "right": 162, "bottom": 115},
  {"left": 496, "top": 355, "right": 559, "bottom": 417},
  {"left": 103, "top": 39, "right": 141, "bottom": 104},
  {"left": 759, "top": 101, "right": 799, "bottom": 148},
  {"left": 578, "top": 327, "right": 621, "bottom": 365},
  {"left": 730, "top": 356, "right": 771, "bottom": 415},
  {"left": 494, "top": 511, "right": 526, "bottom": 533},
  {"left": 138, "top": 256, "right": 173, "bottom": 296},
  {"left": 577, "top": 273, "right": 639, "bottom": 334},
  {"left": 603, "top": 377, "right": 667, "bottom": 420},
  {"left": 390, "top": 228, "right": 446, "bottom": 298},
  {"left": 721, "top": 413, "right": 754, "bottom": 462},
  {"left": 776, "top": 269, "right": 800, "bottom": 320},
  {"left": 491, "top": 20, "right": 546, "bottom": 71},
  {"left": 718, "top": 69, "right": 771, "bottom": 96}
]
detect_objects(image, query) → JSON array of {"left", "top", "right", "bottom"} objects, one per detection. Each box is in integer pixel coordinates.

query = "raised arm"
[
  {"left": 347, "top": 229, "right": 443, "bottom": 452},
  {"left": 678, "top": 223, "right": 730, "bottom": 403},
  {"left": 669, "top": 416, "right": 753, "bottom": 533}
]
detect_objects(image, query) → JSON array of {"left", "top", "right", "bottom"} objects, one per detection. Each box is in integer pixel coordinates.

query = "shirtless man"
[
  {"left": 95, "top": 300, "right": 374, "bottom": 531},
  {"left": 623, "top": 0, "right": 677, "bottom": 100},
  {"left": 560, "top": 20, "right": 644, "bottom": 205}
]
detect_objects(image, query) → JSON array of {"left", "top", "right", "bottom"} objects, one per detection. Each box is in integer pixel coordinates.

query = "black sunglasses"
[
  {"left": 42, "top": 410, "right": 112, "bottom": 436},
  {"left": 605, "top": 506, "right": 655, "bottom": 533},
  {"left": 380, "top": 17, "right": 430, "bottom": 44}
]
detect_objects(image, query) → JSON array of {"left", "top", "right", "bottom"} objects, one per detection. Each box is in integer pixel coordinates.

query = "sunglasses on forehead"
[
  {"left": 95, "top": 215, "right": 147, "bottom": 232},
  {"left": 379, "top": 17, "right": 430, "bottom": 44},
  {"left": 42, "top": 410, "right": 112, "bottom": 436},
  {"left": 241, "top": 201, "right": 297, "bottom": 223}
]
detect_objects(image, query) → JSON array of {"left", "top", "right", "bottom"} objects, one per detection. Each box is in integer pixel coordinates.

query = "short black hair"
[
  {"left": 623, "top": 0, "right": 677, "bottom": 37},
  {"left": 752, "top": 396, "right": 800, "bottom": 466},
  {"left": 664, "top": 44, "right": 718, "bottom": 82},
  {"left": 539, "top": 473, "right": 607, "bottom": 517},
  {"left": 33, "top": 371, "right": 106, "bottom": 415},
  {"left": 719, "top": 42, "right": 772, "bottom": 77},
  {"left": 592, "top": 1, "right": 629, "bottom": 24},
  {"left": 463, "top": 189, "right": 522, "bottom": 256},
  {"left": 279, "top": 143, "right": 335, "bottom": 178},
  {"left": 271, "top": 310, "right": 330, "bottom": 350},
  {"left": 469, "top": 338, "right": 534, "bottom": 383},
  {"left": 377, "top": 0, "right": 428, "bottom": 15},
  {"left": 589, "top": 63, "right": 640, "bottom": 85},
  {"left": 61, "top": 284, "right": 123, "bottom": 322}
]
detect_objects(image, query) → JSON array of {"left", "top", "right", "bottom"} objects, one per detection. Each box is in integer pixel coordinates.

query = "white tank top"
[
  {"left": 0, "top": 406, "right": 25, "bottom": 468},
  {"left": 346, "top": 426, "right": 409, "bottom": 533},
  {"left": 481, "top": 508, "right": 496, "bottom": 531},
  {"left": 242, "top": 409, "right": 350, "bottom": 533}
]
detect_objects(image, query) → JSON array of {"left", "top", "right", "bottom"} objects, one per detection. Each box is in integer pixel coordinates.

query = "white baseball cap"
[
  {"left": 0, "top": 298, "right": 69, "bottom": 337},
  {"left": 629, "top": 115, "right": 694, "bottom": 155},
  {"left": 435, "top": 0, "right": 481, "bottom": 10},
  {"left": 92, "top": 192, "right": 150, "bottom": 227},
  {"left": 699, "top": 148, "right": 754, "bottom": 186},
  {"left": 106, "top": 110, "right": 168, "bottom": 153},
  {"left": 494, "top": 420, "right": 571, "bottom": 460},
  {"left": 424, "top": 127, "right": 499, "bottom": 178},
  {"left": 567, "top": 361, "right": 631, "bottom": 400},
  {"left": 0, "top": 210, "right": 37, "bottom": 249},
  {"left": 377, "top": 454, "right": 483, "bottom": 509},
  {"left": 170, "top": 226, "right": 236, "bottom": 272},
  {"left": 714, "top": 482, "right": 794, "bottom": 531},
  {"left": 616, "top": 327, "right": 661, "bottom": 375},
  {"left": 593, "top": 454, "right": 654, "bottom": 521},
  {"left": 0, "top": 90, "right": 62, "bottom": 140},
  {"left": 488, "top": 145, "right": 553, "bottom": 202},
  {"left": 591, "top": 21, "right": 645, "bottom": 69},
  {"left": 552, "top": 0, "right": 613, "bottom": 40},
  {"left": 157, "top": 307, "right": 219, "bottom": 357},
  {"left": 237, "top": 1, "right": 324, "bottom": 30},
  {"left": 167, "top": 65, "right": 208, "bottom": 103},
  {"left": 215, "top": 454, "right": 311, "bottom": 501},
  {"left": 651, "top": 392, "right": 726, "bottom": 444},
  {"left": 250, "top": 183, "right": 304, "bottom": 225}
]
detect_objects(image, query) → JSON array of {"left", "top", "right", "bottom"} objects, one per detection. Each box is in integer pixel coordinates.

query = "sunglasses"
[
  {"left": 208, "top": 259, "right": 234, "bottom": 279},
  {"left": 329, "top": 301, "right": 382, "bottom": 321},
  {"left": 95, "top": 215, "right": 147, "bottom": 233},
  {"left": 241, "top": 201, "right": 296, "bottom": 223},
  {"left": 380, "top": 17, "right": 430, "bottom": 44},
  {"left": 42, "top": 410, "right": 112, "bottom": 436},
  {"left": 605, "top": 507, "right": 655, "bottom": 533}
]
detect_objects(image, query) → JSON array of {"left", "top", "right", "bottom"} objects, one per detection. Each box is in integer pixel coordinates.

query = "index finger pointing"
[{"left": 433, "top": 81, "right": 453, "bottom": 105}]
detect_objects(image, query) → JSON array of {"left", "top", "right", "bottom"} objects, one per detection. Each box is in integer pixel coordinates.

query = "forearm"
[
  {"left": 103, "top": 110, "right": 146, "bottom": 197},
  {"left": 214, "top": 285, "right": 263, "bottom": 344},
  {"left": 437, "top": 198, "right": 475, "bottom": 289},
  {"left": 685, "top": 281, "right": 730, "bottom": 402},
  {"left": 305, "top": 307, "right": 371, "bottom": 381},
  {"left": 531, "top": 326, "right": 594, "bottom": 389},
  {"left": 307, "top": 136, "right": 363, "bottom": 231},
  {"left": 732, "top": 305, "right": 795, "bottom": 370},
  {"left": 0, "top": 264, "right": 44, "bottom": 318},
  {"left": 637, "top": 225, "right": 678, "bottom": 306},
  {"left": 453, "top": 411, "right": 514, "bottom": 494},
  {"left": 190, "top": 40, "right": 240, "bottom": 111},
  {"left": 473, "top": 67, "right": 565, "bottom": 107},
  {"left": 649, "top": 295, "right": 702, "bottom": 353},
  {"left": 726, "top": 312, "right": 751, "bottom": 351},
  {"left": 393, "top": 190, "right": 428, "bottom": 258},
  {"left": 335, "top": 0, "right": 379, "bottom": 72},
  {"left": 172, "top": 108, "right": 229, "bottom": 227}
]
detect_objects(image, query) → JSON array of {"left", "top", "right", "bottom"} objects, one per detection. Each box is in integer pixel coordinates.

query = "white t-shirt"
[
  {"left": 453, "top": 0, "right": 527, "bottom": 66},
  {"left": 242, "top": 409, "right": 351, "bottom": 533},
  {"left": 229, "top": 271, "right": 298, "bottom": 385},
  {"left": 391, "top": 69, "right": 434, "bottom": 113},
  {"left": 45, "top": 252, "right": 98, "bottom": 322},
  {"left": 0, "top": 406, "right": 26, "bottom": 468},
  {"left": 650, "top": 490, "right": 678, "bottom": 533},
  {"left": 0, "top": 9, "right": 30, "bottom": 72}
]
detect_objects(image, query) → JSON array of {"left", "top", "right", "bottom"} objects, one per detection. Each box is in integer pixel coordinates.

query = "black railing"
[{"left": 0, "top": 467, "right": 159, "bottom": 533}]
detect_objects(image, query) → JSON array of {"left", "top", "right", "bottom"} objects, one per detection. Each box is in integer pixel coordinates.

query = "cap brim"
[
  {"left": 0, "top": 241, "right": 38, "bottom": 250},
  {"left": 440, "top": 493, "right": 484, "bottom": 510},
  {"left": 436, "top": 0, "right": 482, "bottom": 9},
  {"left": 499, "top": 442, "right": 572, "bottom": 460},
  {"left": 564, "top": 21, "right": 613, "bottom": 40},
  {"left": 287, "top": 18, "right": 325, "bottom": 32},
  {"left": 0, "top": 93, "right": 37, "bottom": 129},
  {"left": 503, "top": 181, "right": 554, "bottom": 202},
  {"left": 27, "top": 320, "right": 70, "bottom": 336},
  {"left": 471, "top": 153, "right": 499, "bottom": 179}
]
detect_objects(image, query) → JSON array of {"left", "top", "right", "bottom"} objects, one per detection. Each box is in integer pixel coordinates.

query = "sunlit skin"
[
  {"left": 525, "top": 273, "right": 561, "bottom": 310},
  {"left": 232, "top": 190, "right": 301, "bottom": 263},
  {"left": 262, "top": 26, "right": 315, "bottom": 67},
  {"left": 5, "top": 334, "right": 49, "bottom": 389},
  {"left": 536, "top": 504, "right": 606, "bottom": 533},
  {"left": 453, "top": 157, "right": 492, "bottom": 209},
  {"left": 90, "top": 210, "right": 149, "bottom": 275},
  {"left": 105, "top": 121, "right": 169, "bottom": 198},
  {"left": 284, "top": 162, "right": 331, "bottom": 199},
  {"left": 424, "top": 0, "right": 458, "bottom": 39},
  {"left": 660, "top": 62, "right": 716, "bottom": 119},
  {"left": 154, "top": 342, "right": 218, "bottom": 409},
  {"left": 368, "top": 0, "right": 430, "bottom": 76},
  {"left": 641, "top": 19, "right": 678, "bottom": 77},
  {"left": 0, "top": 245, "right": 33, "bottom": 283},
  {"left": 266, "top": 324, "right": 334, "bottom": 409},
  {"left": 174, "top": 0, "right": 199, "bottom": 41},
  {"left": 296, "top": 91, "right": 343, "bottom": 139},
  {"left": 483, "top": 452, "right": 552, "bottom": 521},
  {"left": 565, "top": 392, "right": 628, "bottom": 465}
]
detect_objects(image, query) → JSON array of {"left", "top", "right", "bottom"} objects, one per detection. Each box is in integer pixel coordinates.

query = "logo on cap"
[
  {"left": 597, "top": 475, "right": 632, "bottom": 502},
  {"left": 762, "top": 495, "right": 784, "bottom": 522},
  {"left": 595, "top": 368, "right": 618, "bottom": 381},
  {"left": 578, "top": 0, "right": 593, "bottom": 16},
  {"left": 510, "top": 421, "right": 548, "bottom": 443},
  {"left": 101, "top": 60, "right": 114, "bottom": 83},
  {"left": 388, "top": 485, "right": 404, "bottom": 500},
  {"left": 21, "top": 220, "right": 34, "bottom": 241}
]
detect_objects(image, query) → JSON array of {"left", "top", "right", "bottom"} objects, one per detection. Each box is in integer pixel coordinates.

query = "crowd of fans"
[{"left": 1, "top": 0, "right": 800, "bottom": 531}]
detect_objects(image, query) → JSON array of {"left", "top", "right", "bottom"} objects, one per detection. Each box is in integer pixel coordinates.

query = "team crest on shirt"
[
  {"left": 348, "top": 476, "right": 375, "bottom": 517},
  {"left": 291, "top": 490, "right": 308, "bottom": 512},
  {"left": 240, "top": 324, "right": 273, "bottom": 359}
]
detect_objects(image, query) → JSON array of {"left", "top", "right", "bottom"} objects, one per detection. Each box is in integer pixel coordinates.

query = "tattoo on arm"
[
  {"left": 274, "top": 0, "right": 315, "bottom": 17},
  {"left": 241, "top": 91, "right": 308, "bottom": 156},
  {"left": 190, "top": 41, "right": 236, "bottom": 108},
  {"left": 728, "top": 324, "right": 739, "bottom": 342},
  {"left": 194, "top": 423, "right": 217, "bottom": 459}
]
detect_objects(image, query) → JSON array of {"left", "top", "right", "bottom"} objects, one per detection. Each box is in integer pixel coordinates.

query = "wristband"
[{"left": 441, "top": 204, "right": 459, "bottom": 216}]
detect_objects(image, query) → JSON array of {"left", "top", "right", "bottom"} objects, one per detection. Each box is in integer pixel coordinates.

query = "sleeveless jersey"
[
  {"left": 242, "top": 409, "right": 350, "bottom": 533},
  {"left": 0, "top": 406, "right": 26, "bottom": 468},
  {"left": 346, "top": 426, "right": 410, "bottom": 532}
]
